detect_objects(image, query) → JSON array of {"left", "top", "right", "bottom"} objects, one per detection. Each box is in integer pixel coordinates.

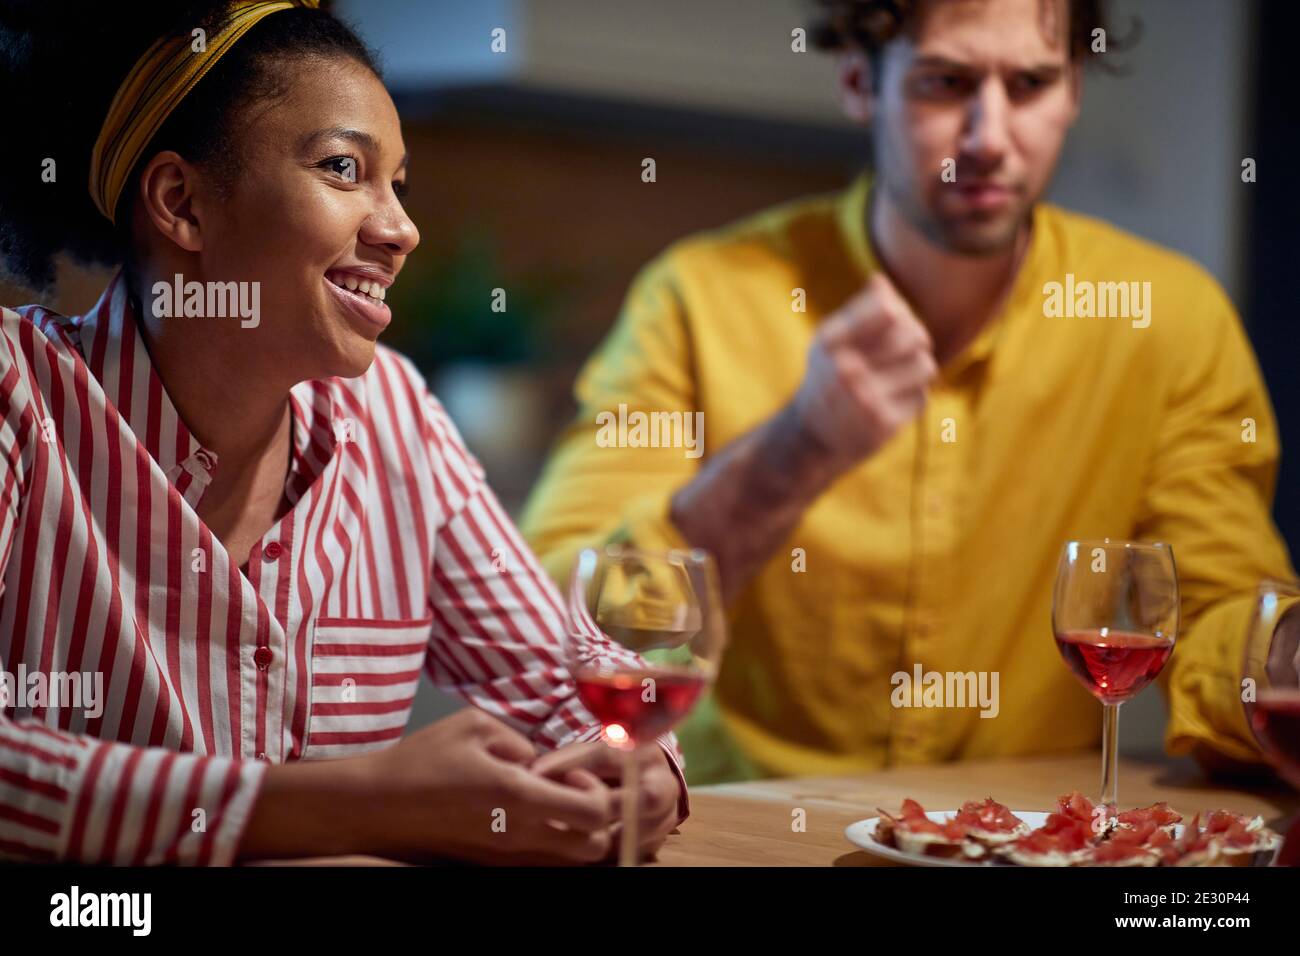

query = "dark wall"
[{"left": 1247, "top": 0, "right": 1300, "bottom": 561}]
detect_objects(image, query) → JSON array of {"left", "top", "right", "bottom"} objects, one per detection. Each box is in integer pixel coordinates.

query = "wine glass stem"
[
  {"left": 619, "top": 743, "right": 640, "bottom": 867},
  {"left": 1101, "top": 702, "right": 1121, "bottom": 808}
]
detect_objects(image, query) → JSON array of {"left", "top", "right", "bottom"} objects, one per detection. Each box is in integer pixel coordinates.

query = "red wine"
[
  {"left": 575, "top": 666, "right": 706, "bottom": 743},
  {"left": 1054, "top": 629, "right": 1173, "bottom": 704},
  {"left": 1252, "top": 688, "right": 1300, "bottom": 786}
]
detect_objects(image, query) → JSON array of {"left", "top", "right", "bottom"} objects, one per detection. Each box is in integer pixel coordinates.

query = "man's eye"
[
  {"left": 393, "top": 181, "right": 409, "bottom": 200},
  {"left": 1010, "top": 73, "right": 1050, "bottom": 95},
  {"left": 917, "top": 74, "right": 968, "bottom": 97}
]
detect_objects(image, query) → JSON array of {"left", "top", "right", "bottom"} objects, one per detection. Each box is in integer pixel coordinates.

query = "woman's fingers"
[
  {"left": 532, "top": 739, "right": 662, "bottom": 782},
  {"left": 502, "top": 765, "right": 614, "bottom": 833},
  {"left": 530, "top": 740, "right": 614, "bottom": 778},
  {"left": 518, "top": 819, "right": 613, "bottom": 864},
  {"left": 561, "top": 767, "right": 624, "bottom": 822},
  {"left": 601, "top": 822, "right": 670, "bottom": 864},
  {"left": 528, "top": 743, "right": 682, "bottom": 862},
  {"left": 475, "top": 712, "right": 540, "bottom": 765},
  {"left": 608, "top": 763, "right": 680, "bottom": 849}
]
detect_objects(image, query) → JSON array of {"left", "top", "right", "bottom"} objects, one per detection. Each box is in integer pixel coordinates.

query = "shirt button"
[
  {"left": 263, "top": 542, "right": 283, "bottom": 561},
  {"left": 194, "top": 449, "right": 215, "bottom": 472},
  {"left": 257, "top": 752, "right": 268, "bottom": 761},
  {"left": 253, "top": 646, "right": 273, "bottom": 670}
]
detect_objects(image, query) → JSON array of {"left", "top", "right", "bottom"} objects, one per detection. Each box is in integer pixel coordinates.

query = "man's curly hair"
[{"left": 810, "top": 0, "right": 1130, "bottom": 69}]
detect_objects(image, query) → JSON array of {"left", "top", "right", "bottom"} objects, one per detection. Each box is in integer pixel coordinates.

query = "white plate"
[
  {"left": 845, "top": 810, "right": 1047, "bottom": 867},
  {"left": 845, "top": 810, "right": 1197, "bottom": 867}
]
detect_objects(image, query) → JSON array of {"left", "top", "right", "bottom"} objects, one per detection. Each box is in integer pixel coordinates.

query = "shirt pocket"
[{"left": 302, "top": 616, "right": 432, "bottom": 761}]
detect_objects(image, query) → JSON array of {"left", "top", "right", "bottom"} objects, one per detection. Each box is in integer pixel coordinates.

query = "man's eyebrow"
[
  {"left": 1015, "top": 63, "right": 1065, "bottom": 76},
  {"left": 910, "top": 55, "right": 1065, "bottom": 74},
  {"left": 300, "top": 126, "right": 409, "bottom": 171},
  {"left": 911, "top": 55, "right": 980, "bottom": 72}
]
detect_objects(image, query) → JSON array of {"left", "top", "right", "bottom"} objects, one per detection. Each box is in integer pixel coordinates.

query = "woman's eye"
[
  {"left": 393, "top": 180, "right": 409, "bottom": 200},
  {"left": 319, "top": 156, "right": 359, "bottom": 182}
]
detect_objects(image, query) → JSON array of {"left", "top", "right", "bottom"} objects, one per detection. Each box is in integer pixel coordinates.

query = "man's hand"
[
  {"left": 531, "top": 740, "right": 683, "bottom": 862},
  {"left": 668, "top": 271, "right": 937, "bottom": 600},
  {"left": 790, "top": 272, "right": 938, "bottom": 473}
]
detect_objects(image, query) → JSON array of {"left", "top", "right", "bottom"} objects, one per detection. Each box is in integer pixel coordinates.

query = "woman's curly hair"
[{"left": 0, "top": 0, "right": 379, "bottom": 293}]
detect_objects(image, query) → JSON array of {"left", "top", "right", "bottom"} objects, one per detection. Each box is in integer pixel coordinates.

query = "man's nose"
[{"left": 959, "top": 77, "right": 1011, "bottom": 169}]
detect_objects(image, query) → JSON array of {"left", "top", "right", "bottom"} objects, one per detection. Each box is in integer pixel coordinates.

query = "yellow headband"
[{"left": 89, "top": 0, "right": 321, "bottom": 223}]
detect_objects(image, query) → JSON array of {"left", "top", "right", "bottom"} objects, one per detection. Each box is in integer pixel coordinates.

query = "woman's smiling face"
[{"left": 194, "top": 55, "right": 419, "bottom": 381}]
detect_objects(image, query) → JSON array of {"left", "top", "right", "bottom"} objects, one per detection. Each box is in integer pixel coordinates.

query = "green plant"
[{"left": 382, "top": 229, "right": 566, "bottom": 371}]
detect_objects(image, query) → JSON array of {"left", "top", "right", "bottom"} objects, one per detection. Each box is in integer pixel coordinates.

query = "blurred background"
[{"left": 3, "top": 0, "right": 1295, "bottom": 755}]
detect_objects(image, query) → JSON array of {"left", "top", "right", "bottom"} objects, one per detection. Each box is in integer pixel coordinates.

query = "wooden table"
[
  {"left": 653, "top": 752, "right": 1299, "bottom": 866},
  {"left": 258, "top": 752, "right": 1299, "bottom": 866}
]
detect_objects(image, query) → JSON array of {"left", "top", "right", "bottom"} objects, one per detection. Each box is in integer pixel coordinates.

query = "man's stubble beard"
[
  {"left": 872, "top": 122, "right": 1036, "bottom": 257},
  {"left": 879, "top": 170, "right": 1032, "bottom": 257}
]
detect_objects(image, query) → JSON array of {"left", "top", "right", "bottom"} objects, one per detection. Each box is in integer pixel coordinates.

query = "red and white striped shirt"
[{"left": 0, "top": 270, "right": 685, "bottom": 865}]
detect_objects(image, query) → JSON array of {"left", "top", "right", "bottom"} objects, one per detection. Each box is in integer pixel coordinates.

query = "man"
[{"left": 520, "top": 0, "right": 1296, "bottom": 784}]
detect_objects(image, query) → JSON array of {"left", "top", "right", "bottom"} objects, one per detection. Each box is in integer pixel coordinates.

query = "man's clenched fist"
[{"left": 790, "top": 272, "right": 938, "bottom": 471}]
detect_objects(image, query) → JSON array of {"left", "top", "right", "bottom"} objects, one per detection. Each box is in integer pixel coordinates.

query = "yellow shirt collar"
[{"left": 836, "top": 173, "right": 1048, "bottom": 381}]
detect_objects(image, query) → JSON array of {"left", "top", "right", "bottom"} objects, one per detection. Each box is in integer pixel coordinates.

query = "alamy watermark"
[
  {"left": 50, "top": 886, "right": 150, "bottom": 936},
  {"left": 890, "top": 664, "right": 1000, "bottom": 719},
  {"left": 595, "top": 403, "right": 704, "bottom": 459},
  {"left": 151, "top": 273, "right": 260, "bottom": 328},
  {"left": 1042, "top": 273, "right": 1151, "bottom": 329},
  {"left": 0, "top": 666, "right": 104, "bottom": 719}
]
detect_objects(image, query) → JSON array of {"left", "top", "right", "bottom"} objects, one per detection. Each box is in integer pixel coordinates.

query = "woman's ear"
[
  {"left": 135, "top": 150, "right": 205, "bottom": 253},
  {"left": 838, "top": 50, "right": 875, "bottom": 124}
]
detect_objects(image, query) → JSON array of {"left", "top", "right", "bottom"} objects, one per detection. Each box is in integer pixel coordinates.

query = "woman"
[{"left": 0, "top": 0, "right": 685, "bottom": 865}]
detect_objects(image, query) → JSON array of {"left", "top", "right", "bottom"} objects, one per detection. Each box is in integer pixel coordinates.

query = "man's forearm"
[{"left": 669, "top": 402, "right": 842, "bottom": 601}]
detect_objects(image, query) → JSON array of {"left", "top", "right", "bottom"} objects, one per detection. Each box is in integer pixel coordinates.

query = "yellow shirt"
[{"left": 520, "top": 176, "right": 1295, "bottom": 783}]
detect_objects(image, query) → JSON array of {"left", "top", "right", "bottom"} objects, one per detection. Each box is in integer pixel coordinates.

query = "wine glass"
[
  {"left": 1242, "top": 579, "right": 1300, "bottom": 865},
  {"left": 566, "top": 545, "right": 726, "bottom": 866},
  {"left": 1242, "top": 579, "right": 1300, "bottom": 785},
  {"left": 1052, "top": 539, "right": 1179, "bottom": 808}
]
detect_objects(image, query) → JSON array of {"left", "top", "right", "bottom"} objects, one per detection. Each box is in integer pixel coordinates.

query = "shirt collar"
[
  {"left": 72, "top": 269, "right": 344, "bottom": 503},
  {"left": 74, "top": 269, "right": 213, "bottom": 485},
  {"left": 836, "top": 172, "right": 1047, "bottom": 380},
  {"left": 285, "top": 379, "right": 347, "bottom": 506}
]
